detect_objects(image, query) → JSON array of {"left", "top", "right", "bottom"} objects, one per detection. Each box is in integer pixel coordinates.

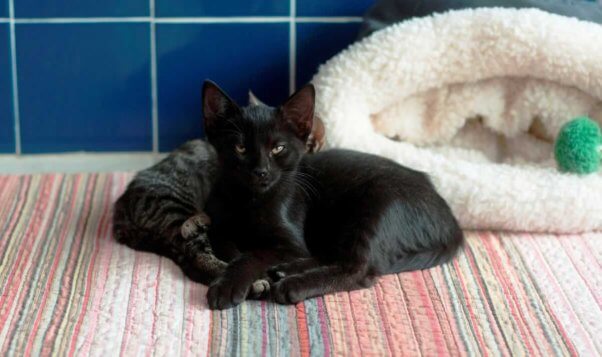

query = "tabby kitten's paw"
[
  {"left": 181, "top": 213, "right": 211, "bottom": 239},
  {"left": 271, "top": 276, "right": 306, "bottom": 305}
]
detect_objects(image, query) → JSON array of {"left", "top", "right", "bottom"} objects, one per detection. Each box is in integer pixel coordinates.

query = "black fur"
[{"left": 202, "top": 81, "right": 464, "bottom": 309}]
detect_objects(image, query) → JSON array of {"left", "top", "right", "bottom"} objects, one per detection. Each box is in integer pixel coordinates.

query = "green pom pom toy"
[{"left": 554, "top": 117, "right": 601, "bottom": 175}]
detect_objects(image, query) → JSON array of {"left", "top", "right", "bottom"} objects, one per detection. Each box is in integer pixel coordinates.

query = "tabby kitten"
[
  {"left": 113, "top": 140, "right": 270, "bottom": 296},
  {"left": 202, "top": 81, "right": 464, "bottom": 310},
  {"left": 113, "top": 140, "right": 223, "bottom": 282}
]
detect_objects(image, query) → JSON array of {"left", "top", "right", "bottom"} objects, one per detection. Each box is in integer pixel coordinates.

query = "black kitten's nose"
[{"left": 253, "top": 168, "right": 268, "bottom": 178}]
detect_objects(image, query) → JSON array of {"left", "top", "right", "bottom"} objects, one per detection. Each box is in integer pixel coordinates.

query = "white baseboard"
[{"left": 0, "top": 152, "right": 167, "bottom": 174}]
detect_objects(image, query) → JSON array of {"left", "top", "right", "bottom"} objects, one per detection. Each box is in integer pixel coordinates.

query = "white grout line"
[
  {"left": 2, "top": 16, "right": 363, "bottom": 24},
  {"left": 289, "top": 0, "right": 296, "bottom": 94},
  {"left": 149, "top": 0, "right": 159, "bottom": 154},
  {"left": 8, "top": 0, "right": 21, "bottom": 155},
  {"left": 295, "top": 17, "right": 362, "bottom": 23},
  {"left": 155, "top": 16, "right": 290, "bottom": 24}
]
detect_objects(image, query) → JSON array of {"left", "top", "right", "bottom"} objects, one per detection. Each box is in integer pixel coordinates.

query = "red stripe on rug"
[
  {"left": 295, "top": 303, "right": 310, "bottom": 357},
  {"left": 316, "top": 298, "right": 331, "bottom": 356}
]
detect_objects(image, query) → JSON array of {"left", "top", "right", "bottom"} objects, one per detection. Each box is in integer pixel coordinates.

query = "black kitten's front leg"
[
  {"left": 181, "top": 214, "right": 269, "bottom": 299},
  {"left": 267, "top": 257, "right": 319, "bottom": 281},
  {"left": 206, "top": 249, "right": 292, "bottom": 310},
  {"left": 271, "top": 265, "right": 375, "bottom": 304}
]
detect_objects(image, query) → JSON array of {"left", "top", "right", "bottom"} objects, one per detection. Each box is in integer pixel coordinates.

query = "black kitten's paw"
[
  {"left": 272, "top": 276, "right": 306, "bottom": 305},
  {"left": 248, "top": 279, "right": 270, "bottom": 300},
  {"left": 181, "top": 213, "right": 211, "bottom": 239},
  {"left": 206, "top": 277, "right": 248, "bottom": 310}
]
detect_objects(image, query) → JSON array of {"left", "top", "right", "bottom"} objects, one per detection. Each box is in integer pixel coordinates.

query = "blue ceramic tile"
[
  {"left": 157, "top": 0, "right": 288, "bottom": 17},
  {"left": 0, "top": 24, "right": 14, "bottom": 153},
  {"left": 296, "top": 23, "right": 360, "bottom": 87},
  {"left": 156, "top": 23, "right": 289, "bottom": 151},
  {"left": 297, "top": 0, "right": 375, "bottom": 16},
  {"left": 15, "top": 0, "right": 148, "bottom": 17},
  {"left": 0, "top": 0, "right": 7, "bottom": 18},
  {"left": 17, "top": 24, "right": 151, "bottom": 153}
]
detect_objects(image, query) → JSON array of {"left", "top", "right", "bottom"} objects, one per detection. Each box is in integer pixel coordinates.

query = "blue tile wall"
[
  {"left": 17, "top": 24, "right": 151, "bottom": 153},
  {"left": 1, "top": 1, "right": 370, "bottom": 155},
  {"left": 296, "top": 23, "right": 362, "bottom": 87},
  {"left": 16, "top": 0, "right": 148, "bottom": 17},
  {"left": 0, "top": 0, "right": 7, "bottom": 18},
  {"left": 0, "top": 24, "right": 14, "bottom": 153},
  {"left": 157, "top": 23, "right": 289, "bottom": 151},
  {"left": 297, "top": 0, "right": 375, "bottom": 16},
  {"left": 157, "top": 0, "right": 288, "bottom": 17}
]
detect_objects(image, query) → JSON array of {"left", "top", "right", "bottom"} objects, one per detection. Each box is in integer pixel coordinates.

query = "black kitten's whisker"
[
  {"left": 293, "top": 175, "right": 319, "bottom": 199},
  {"left": 282, "top": 172, "right": 312, "bottom": 200},
  {"left": 282, "top": 171, "right": 319, "bottom": 199},
  {"left": 292, "top": 171, "right": 320, "bottom": 192}
]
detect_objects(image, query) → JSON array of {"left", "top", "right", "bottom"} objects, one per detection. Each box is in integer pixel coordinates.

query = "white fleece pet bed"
[{"left": 312, "top": 8, "right": 602, "bottom": 233}]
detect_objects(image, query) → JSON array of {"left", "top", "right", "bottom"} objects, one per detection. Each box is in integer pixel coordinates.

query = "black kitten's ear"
[
  {"left": 202, "top": 80, "right": 239, "bottom": 133},
  {"left": 280, "top": 84, "right": 315, "bottom": 141}
]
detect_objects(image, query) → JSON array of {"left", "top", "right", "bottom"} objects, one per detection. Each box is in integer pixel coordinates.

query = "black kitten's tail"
[{"left": 390, "top": 233, "right": 464, "bottom": 273}]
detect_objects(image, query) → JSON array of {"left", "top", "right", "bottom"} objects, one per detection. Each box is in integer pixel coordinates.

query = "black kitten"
[{"left": 202, "top": 81, "right": 464, "bottom": 309}]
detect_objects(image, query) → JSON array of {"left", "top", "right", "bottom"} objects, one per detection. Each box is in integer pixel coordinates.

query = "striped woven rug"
[{"left": 0, "top": 173, "right": 600, "bottom": 356}]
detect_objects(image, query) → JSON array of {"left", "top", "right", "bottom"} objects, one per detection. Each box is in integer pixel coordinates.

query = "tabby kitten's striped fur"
[{"left": 112, "top": 140, "right": 232, "bottom": 285}]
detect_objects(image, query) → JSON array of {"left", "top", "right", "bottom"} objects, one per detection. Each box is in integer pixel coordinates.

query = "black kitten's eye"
[
  {"left": 235, "top": 144, "right": 246, "bottom": 154},
  {"left": 272, "top": 144, "right": 285, "bottom": 155}
]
